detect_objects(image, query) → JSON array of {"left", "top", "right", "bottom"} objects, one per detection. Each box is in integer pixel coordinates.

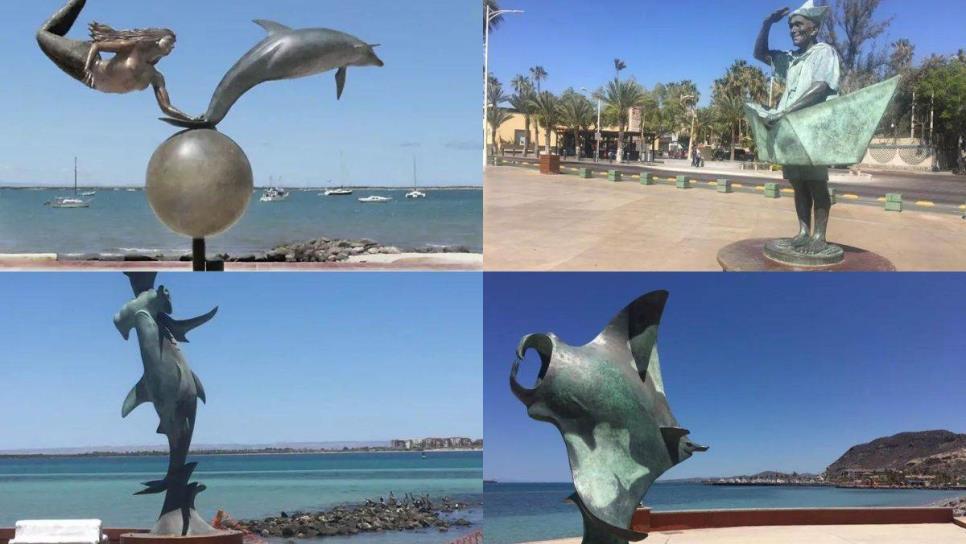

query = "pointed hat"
[{"left": 790, "top": 0, "right": 830, "bottom": 27}]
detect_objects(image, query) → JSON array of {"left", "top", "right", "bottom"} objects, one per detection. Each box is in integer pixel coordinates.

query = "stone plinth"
[
  {"left": 119, "top": 531, "right": 243, "bottom": 544},
  {"left": 717, "top": 238, "right": 896, "bottom": 271},
  {"left": 539, "top": 155, "right": 560, "bottom": 174}
]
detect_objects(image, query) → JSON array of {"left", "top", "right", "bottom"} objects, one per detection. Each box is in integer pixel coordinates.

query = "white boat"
[
  {"left": 358, "top": 195, "right": 392, "bottom": 203},
  {"left": 260, "top": 177, "right": 289, "bottom": 202},
  {"left": 260, "top": 187, "right": 289, "bottom": 202},
  {"left": 324, "top": 186, "right": 353, "bottom": 196},
  {"left": 405, "top": 158, "right": 427, "bottom": 199},
  {"left": 46, "top": 157, "right": 92, "bottom": 208},
  {"left": 80, "top": 190, "right": 96, "bottom": 196}
]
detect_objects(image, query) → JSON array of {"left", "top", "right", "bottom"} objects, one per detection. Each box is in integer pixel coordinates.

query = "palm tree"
[
  {"left": 530, "top": 91, "right": 562, "bottom": 155},
  {"left": 529, "top": 66, "right": 548, "bottom": 155},
  {"left": 487, "top": 106, "right": 513, "bottom": 154},
  {"left": 597, "top": 78, "right": 646, "bottom": 162},
  {"left": 487, "top": 74, "right": 510, "bottom": 156},
  {"left": 559, "top": 89, "right": 595, "bottom": 159},
  {"left": 509, "top": 75, "right": 535, "bottom": 155},
  {"left": 713, "top": 91, "right": 745, "bottom": 160},
  {"left": 614, "top": 58, "right": 627, "bottom": 81},
  {"left": 529, "top": 66, "right": 548, "bottom": 92}
]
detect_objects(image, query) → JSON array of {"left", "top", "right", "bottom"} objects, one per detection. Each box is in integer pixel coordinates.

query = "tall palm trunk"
[
  {"left": 523, "top": 115, "right": 531, "bottom": 156},
  {"left": 617, "top": 124, "right": 625, "bottom": 163}
]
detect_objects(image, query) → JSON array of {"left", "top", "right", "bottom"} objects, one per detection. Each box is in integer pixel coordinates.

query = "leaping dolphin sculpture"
[
  {"left": 161, "top": 20, "right": 383, "bottom": 128},
  {"left": 114, "top": 272, "right": 219, "bottom": 536}
]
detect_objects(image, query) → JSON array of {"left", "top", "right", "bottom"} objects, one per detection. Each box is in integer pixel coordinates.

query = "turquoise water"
[
  {"left": 0, "top": 452, "right": 482, "bottom": 543},
  {"left": 0, "top": 188, "right": 482, "bottom": 255},
  {"left": 485, "top": 481, "right": 964, "bottom": 544}
]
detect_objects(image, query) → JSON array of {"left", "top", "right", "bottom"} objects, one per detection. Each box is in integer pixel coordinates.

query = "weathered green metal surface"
[
  {"left": 608, "top": 170, "right": 622, "bottom": 182},
  {"left": 746, "top": 76, "right": 899, "bottom": 166},
  {"left": 717, "top": 178, "right": 732, "bottom": 193},
  {"left": 676, "top": 175, "right": 690, "bottom": 189},
  {"left": 510, "top": 291, "right": 707, "bottom": 544}
]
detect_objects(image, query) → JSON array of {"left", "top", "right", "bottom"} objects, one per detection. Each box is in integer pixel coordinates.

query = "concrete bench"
[{"left": 10, "top": 520, "right": 106, "bottom": 544}]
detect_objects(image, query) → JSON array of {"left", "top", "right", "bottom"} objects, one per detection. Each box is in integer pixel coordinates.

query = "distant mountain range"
[{"left": 825, "top": 430, "right": 966, "bottom": 480}]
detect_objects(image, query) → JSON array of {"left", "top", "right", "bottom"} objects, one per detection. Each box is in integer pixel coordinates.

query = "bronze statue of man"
[{"left": 752, "top": 1, "right": 841, "bottom": 258}]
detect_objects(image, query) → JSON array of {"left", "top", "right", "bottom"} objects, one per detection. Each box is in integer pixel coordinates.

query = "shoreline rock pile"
[
  {"left": 225, "top": 494, "right": 472, "bottom": 538},
  {"left": 64, "top": 238, "right": 475, "bottom": 263},
  {"left": 930, "top": 495, "right": 966, "bottom": 516}
]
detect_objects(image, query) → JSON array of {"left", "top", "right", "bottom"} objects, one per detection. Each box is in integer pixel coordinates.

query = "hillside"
[{"left": 826, "top": 430, "right": 966, "bottom": 481}]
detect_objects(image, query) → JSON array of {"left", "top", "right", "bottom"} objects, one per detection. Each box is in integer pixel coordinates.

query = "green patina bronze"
[
  {"left": 510, "top": 291, "right": 707, "bottom": 544},
  {"left": 745, "top": 76, "right": 899, "bottom": 166}
]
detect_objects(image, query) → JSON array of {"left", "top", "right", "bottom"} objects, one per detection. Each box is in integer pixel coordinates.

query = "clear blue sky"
[
  {"left": 484, "top": 273, "right": 965, "bottom": 482},
  {"left": 488, "top": 0, "right": 965, "bottom": 106},
  {"left": 0, "top": 272, "right": 482, "bottom": 450},
  {"left": 0, "top": 0, "right": 481, "bottom": 187}
]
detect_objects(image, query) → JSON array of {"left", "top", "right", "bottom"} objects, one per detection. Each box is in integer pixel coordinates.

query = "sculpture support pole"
[{"left": 192, "top": 238, "right": 205, "bottom": 271}]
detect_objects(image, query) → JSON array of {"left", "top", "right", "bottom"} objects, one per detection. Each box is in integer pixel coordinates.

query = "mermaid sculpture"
[{"left": 36, "top": 0, "right": 199, "bottom": 124}]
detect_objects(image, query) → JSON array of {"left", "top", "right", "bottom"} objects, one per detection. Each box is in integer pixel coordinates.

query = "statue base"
[
  {"left": 763, "top": 238, "right": 844, "bottom": 266},
  {"left": 717, "top": 238, "right": 895, "bottom": 271},
  {"left": 119, "top": 530, "right": 243, "bottom": 544}
]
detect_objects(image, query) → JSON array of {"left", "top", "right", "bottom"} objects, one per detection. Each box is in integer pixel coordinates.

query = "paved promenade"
[
  {"left": 523, "top": 522, "right": 966, "bottom": 543},
  {"left": 484, "top": 166, "right": 966, "bottom": 271}
]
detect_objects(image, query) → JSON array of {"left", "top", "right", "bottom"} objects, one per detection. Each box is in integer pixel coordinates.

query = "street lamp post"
[
  {"left": 483, "top": 5, "right": 523, "bottom": 169},
  {"left": 581, "top": 87, "right": 601, "bottom": 163}
]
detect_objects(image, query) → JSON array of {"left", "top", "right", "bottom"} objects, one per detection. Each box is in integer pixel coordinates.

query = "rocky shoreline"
[
  {"left": 929, "top": 495, "right": 966, "bottom": 516},
  {"left": 220, "top": 494, "right": 474, "bottom": 539},
  {"left": 61, "top": 237, "right": 477, "bottom": 263}
]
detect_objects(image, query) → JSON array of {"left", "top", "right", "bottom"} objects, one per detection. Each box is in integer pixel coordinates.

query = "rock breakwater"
[{"left": 222, "top": 494, "right": 472, "bottom": 538}]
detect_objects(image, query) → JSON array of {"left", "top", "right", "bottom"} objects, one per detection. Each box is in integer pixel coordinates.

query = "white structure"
[{"left": 10, "top": 520, "right": 106, "bottom": 544}]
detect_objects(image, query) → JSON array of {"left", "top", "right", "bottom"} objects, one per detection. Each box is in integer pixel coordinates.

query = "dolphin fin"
[
  {"left": 253, "top": 19, "right": 291, "bottom": 34},
  {"left": 336, "top": 67, "right": 347, "bottom": 100},
  {"left": 193, "top": 371, "right": 206, "bottom": 404},
  {"left": 157, "top": 307, "right": 218, "bottom": 343},
  {"left": 661, "top": 426, "right": 690, "bottom": 463},
  {"left": 122, "top": 378, "right": 149, "bottom": 418}
]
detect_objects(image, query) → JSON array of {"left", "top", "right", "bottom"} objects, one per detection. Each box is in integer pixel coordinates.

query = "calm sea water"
[
  {"left": 0, "top": 452, "right": 482, "bottom": 544},
  {"left": 0, "top": 188, "right": 482, "bottom": 255},
  {"left": 484, "top": 481, "right": 964, "bottom": 544}
]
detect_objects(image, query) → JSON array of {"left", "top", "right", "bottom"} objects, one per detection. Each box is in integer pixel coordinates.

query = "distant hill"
[{"left": 826, "top": 430, "right": 966, "bottom": 479}]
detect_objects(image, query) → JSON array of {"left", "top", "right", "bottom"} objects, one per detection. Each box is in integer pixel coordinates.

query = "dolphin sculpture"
[
  {"left": 161, "top": 20, "right": 383, "bottom": 128},
  {"left": 510, "top": 291, "right": 707, "bottom": 544},
  {"left": 114, "top": 272, "right": 219, "bottom": 536}
]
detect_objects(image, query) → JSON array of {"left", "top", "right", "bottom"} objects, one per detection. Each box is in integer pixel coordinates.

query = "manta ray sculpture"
[
  {"left": 510, "top": 291, "right": 707, "bottom": 544},
  {"left": 161, "top": 19, "right": 383, "bottom": 128},
  {"left": 114, "top": 272, "right": 219, "bottom": 536}
]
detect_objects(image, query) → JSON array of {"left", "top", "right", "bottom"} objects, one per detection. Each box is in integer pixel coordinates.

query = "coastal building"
[{"left": 491, "top": 112, "right": 679, "bottom": 161}]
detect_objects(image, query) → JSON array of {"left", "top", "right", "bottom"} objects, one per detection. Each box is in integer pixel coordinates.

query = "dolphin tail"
[{"left": 159, "top": 117, "right": 215, "bottom": 129}]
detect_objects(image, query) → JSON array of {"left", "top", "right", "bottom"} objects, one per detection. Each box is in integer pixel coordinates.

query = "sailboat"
[
  {"left": 405, "top": 158, "right": 426, "bottom": 199},
  {"left": 46, "top": 157, "right": 92, "bottom": 208},
  {"left": 322, "top": 151, "right": 353, "bottom": 196},
  {"left": 259, "top": 176, "right": 290, "bottom": 202}
]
